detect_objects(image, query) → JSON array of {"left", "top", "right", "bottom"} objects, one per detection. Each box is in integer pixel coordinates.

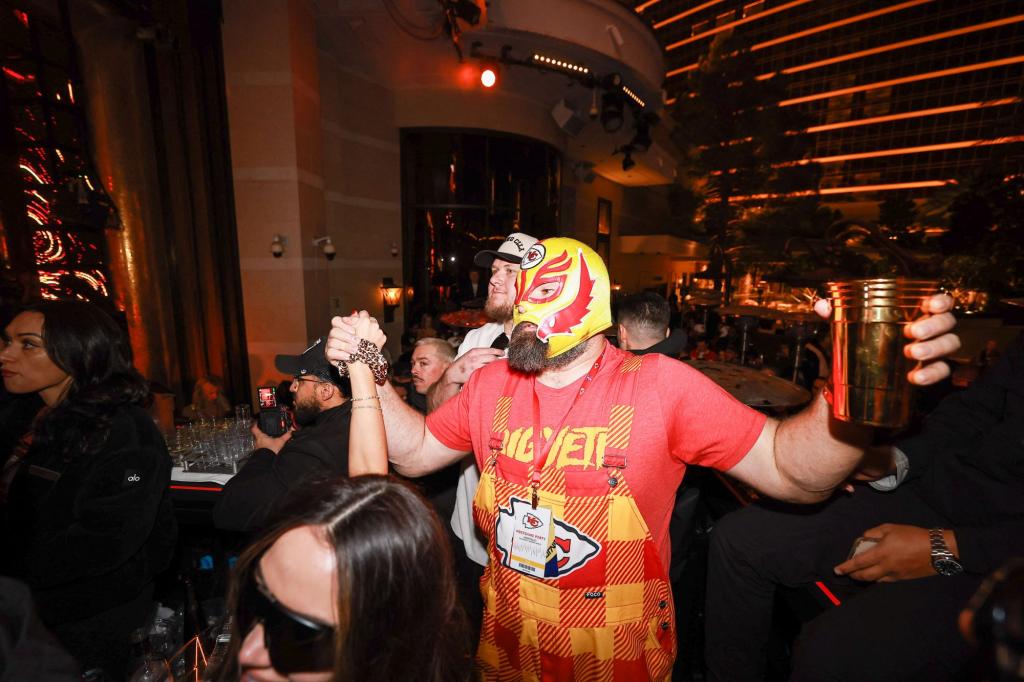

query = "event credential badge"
[{"left": 509, "top": 502, "right": 553, "bottom": 578}]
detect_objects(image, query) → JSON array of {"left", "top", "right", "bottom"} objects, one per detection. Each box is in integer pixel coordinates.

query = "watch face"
[{"left": 934, "top": 558, "right": 963, "bottom": 576}]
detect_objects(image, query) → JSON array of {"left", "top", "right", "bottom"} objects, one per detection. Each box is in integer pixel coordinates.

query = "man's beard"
[
  {"left": 293, "top": 394, "right": 322, "bottom": 426},
  {"left": 485, "top": 295, "right": 512, "bottom": 323},
  {"left": 507, "top": 322, "right": 588, "bottom": 373}
]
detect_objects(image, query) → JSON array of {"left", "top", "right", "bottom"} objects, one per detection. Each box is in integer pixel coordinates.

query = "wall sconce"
[
  {"left": 312, "top": 236, "right": 336, "bottom": 261},
  {"left": 611, "top": 281, "right": 623, "bottom": 292},
  {"left": 381, "top": 276, "right": 403, "bottom": 322},
  {"left": 390, "top": 242, "right": 399, "bottom": 258},
  {"left": 270, "top": 234, "right": 285, "bottom": 258}
]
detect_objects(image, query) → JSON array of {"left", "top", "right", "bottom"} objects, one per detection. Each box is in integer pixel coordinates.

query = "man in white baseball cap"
[{"left": 426, "top": 231, "right": 539, "bottom": 637}]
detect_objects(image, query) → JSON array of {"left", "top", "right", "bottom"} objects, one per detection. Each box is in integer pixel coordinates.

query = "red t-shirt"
[{"left": 427, "top": 342, "right": 766, "bottom": 572}]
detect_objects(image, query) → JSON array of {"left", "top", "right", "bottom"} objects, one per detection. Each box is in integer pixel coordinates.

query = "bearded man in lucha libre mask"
[{"left": 507, "top": 237, "right": 613, "bottom": 373}]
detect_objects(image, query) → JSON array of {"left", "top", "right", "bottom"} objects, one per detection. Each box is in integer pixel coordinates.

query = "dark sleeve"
[
  {"left": 901, "top": 335, "right": 1023, "bottom": 481},
  {"left": 955, "top": 519, "right": 1024, "bottom": 575},
  {"left": 212, "top": 438, "right": 336, "bottom": 532},
  {"left": 24, "top": 414, "right": 171, "bottom": 588}
]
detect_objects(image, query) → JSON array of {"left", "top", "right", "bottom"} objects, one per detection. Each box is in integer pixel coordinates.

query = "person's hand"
[
  {"left": 251, "top": 421, "right": 293, "bottom": 455},
  {"left": 443, "top": 347, "right": 504, "bottom": 386},
  {"left": 351, "top": 310, "right": 386, "bottom": 350},
  {"left": 833, "top": 524, "right": 946, "bottom": 582},
  {"left": 814, "top": 293, "right": 959, "bottom": 385},
  {"left": 326, "top": 311, "right": 386, "bottom": 365}
]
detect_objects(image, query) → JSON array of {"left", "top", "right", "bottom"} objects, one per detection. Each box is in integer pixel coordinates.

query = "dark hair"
[
  {"left": 21, "top": 300, "right": 150, "bottom": 462},
  {"left": 618, "top": 292, "right": 671, "bottom": 334},
  {"left": 212, "top": 476, "right": 471, "bottom": 681}
]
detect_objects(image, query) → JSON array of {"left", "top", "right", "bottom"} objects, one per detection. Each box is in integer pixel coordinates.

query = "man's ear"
[
  {"left": 665, "top": 327, "right": 670, "bottom": 339},
  {"left": 319, "top": 382, "right": 336, "bottom": 402},
  {"left": 617, "top": 324, "right": 629, "bottom": 349}
]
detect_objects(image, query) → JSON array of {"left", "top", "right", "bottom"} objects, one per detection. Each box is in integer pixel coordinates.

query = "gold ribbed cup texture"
[{"left": 826, "top": 278, "right": 938, "bottom": 428}]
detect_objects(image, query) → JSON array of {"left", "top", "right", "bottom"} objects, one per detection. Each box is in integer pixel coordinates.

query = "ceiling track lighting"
[
  {"left": 532, "top": 53, "right": 590, "bottom": 75},
  {"left": 622, "top": 85, "right": 646, "bottom": 108}
]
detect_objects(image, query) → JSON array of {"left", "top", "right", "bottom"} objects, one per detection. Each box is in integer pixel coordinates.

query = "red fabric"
[{"left": 427, "top": 342, "right": 766, "bottom": 571}]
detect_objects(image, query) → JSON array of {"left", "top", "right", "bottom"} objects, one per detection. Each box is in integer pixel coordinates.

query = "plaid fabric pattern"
[{"left": 473, "top": 355, "right": 676, "bottom": 681}]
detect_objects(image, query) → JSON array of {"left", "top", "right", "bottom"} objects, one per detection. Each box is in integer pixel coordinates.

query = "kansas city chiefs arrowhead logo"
[
  {"left": 521, "top": 244, "right": 545, "bottom": 270},
  {"left": 496, "top": 497, "right": 601, "bottom": 579}
]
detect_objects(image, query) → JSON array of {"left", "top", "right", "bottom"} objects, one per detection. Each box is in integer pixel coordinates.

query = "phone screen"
[{"left": 257, "top": 386, "right": 277, "bottom": 409}]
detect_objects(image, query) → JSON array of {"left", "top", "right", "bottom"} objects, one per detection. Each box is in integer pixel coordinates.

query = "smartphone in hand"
[{"left": 847, "top": 536, "right": 879, "bottom": 560}]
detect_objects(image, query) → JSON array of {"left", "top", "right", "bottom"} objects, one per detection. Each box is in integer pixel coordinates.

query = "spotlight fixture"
[
  {"left": 622, "top": 150, "right": 636, "bottom": 172},
  {"left": 531, "top": 53, "right": 590, "bottom": 75},
  {"left": 270, "top": 234, "right": 285, "bottom": 258},
  {"left": 600, "top": 91, "right": 625, "bottom": 133},
  {"left": 480, "top": 64, "right": 498, "bottom": 88},
  {"left": 630, "top": 114, "right": 656, "bottom": 152}
]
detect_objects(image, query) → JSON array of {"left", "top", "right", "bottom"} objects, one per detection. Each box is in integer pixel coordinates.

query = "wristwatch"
[{"left": 929, "top": 528, "right": 963, "bottom": 576}]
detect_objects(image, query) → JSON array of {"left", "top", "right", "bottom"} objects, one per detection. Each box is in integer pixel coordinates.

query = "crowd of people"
[{"left": 1, "top": 233, "right": 1021, "bottom": 681}]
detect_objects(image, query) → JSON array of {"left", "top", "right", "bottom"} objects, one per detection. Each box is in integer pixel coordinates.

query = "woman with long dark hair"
[
  {"left": 211, "top": 476, "right": 470, "bottom": 681},
  {"left": 210, "top": 312, "right": 468, "bottom": 680},
  {"left": 0, "top": 300, "right": 177, "bottom": 677}
]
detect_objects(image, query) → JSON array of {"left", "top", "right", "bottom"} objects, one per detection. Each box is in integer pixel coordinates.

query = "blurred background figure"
[
  {"left": 414, "top": 312, "right": 439, "bottom": 340},
  {"left": 617, "top": 291, "right": 686, "bottom": 358},
  {"left": 209, "top": 476, "right": 470, "bottom": 681},
  {"left": 1, "top": 300, "right": 177, "bottom": 678},
  {"left": 960, "top": 559, "right": 1024, "bottom": 682},
  {"left": 182, "top": 374, "right": 233, "bottom": 420},
  {"left": 689, "top": 338, "right": 719, "bottom": 361}
]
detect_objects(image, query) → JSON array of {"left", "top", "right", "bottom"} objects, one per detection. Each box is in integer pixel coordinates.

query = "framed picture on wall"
[{"left": 596, "top": 198, "right": 611, "bottom": 267}]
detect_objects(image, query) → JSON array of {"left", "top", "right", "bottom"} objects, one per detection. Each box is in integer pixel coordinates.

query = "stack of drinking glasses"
[{"left": 170, "top": 404, "right": 254, "bottom": 474}]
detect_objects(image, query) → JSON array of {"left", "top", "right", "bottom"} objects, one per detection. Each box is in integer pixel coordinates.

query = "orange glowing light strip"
[
  {"left": 2, "top": 66, "right": 33, "bottom": 81},
  {"left": 802, "top": 137, "right": 1024, "bottom": 165},
  {"left": 805, "top": 97, "right": 1021, "bottom": 133},
  {"left": 752, "top": 0, "right": 933, "bottom": 51},
  {"left": 759, "top": 14, "right": 1024, "bottom": 80},
  {"left": 666, "top": 0, "right": 814, "bottom": 51},
  {"left": 653, "top": 0, "right": 723, "bottom": 29},
  {"left": 780, "top": 55, "right": 1024, "bottom": 106},
  {"left": 665, "top": 0, "right": 934, "bottom": 79},
  {"left": 19, "top": 164, "right": 44, "bottom": 183},
  {"left": 635, "top": 0, "right": 661, "bottom": 13},
  {"left": 731, "top": 180, "right": 954, "bottom": 201}
]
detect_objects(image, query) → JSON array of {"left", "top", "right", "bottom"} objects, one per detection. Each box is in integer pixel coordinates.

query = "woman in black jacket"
[{"left": 0, "top": 300, "right": 177, "bottom": 677}]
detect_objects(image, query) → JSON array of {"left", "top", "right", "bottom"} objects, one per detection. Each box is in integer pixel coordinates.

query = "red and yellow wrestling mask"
[{"left": 513, "top": 238, "right": 612, "bottom": 358}]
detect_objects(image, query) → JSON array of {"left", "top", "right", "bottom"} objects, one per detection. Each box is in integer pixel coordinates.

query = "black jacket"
[
  {"left": 213, "top": 403, "right": 351, "bottom": 533},
  {"left": 632, "top": 329, "right": 687, "bottom": 359},
  {"left": 899, "top": 332, "right": 1024, "bottom": 575},
  {"left": 2, "top": 405, "right": 177, "bottom": 626}
]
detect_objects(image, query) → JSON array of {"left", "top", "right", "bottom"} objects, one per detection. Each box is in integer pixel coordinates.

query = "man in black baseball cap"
[{"left": 214, "top": 337, "right": 353, "bottom": 532}]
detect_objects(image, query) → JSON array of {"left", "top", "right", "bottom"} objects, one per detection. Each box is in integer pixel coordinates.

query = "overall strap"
[{"left": 600, "top": 353, "right": 645, "bottom": 470}]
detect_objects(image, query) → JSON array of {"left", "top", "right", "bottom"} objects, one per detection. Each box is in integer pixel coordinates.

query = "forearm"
[
  {"left": 347, "top": 364, "right": 387, "bottom": 476},
  {"left": 377, "top": 380, "right": 438, "bottom": 475},
  {"left": 774, "top": 393, "right": 874, "bottom": 501},
  {"left": 426, "top": 371, "right": 461, "bottom": 413}
]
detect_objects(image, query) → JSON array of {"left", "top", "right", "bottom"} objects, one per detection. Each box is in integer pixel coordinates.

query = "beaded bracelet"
[
  {"left": 352, "top": 405, "right": 383, "bottom": 411},
  {"left": 335, "top": 339, "right": 389, "bottom": 386},
  {"left": 350, "top": 396, "right": 380, "bottom": 402}
]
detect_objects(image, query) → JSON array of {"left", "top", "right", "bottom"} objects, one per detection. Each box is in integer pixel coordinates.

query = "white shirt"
[{"left": 449, "top": 322, "right": 505, "bottom": 566}]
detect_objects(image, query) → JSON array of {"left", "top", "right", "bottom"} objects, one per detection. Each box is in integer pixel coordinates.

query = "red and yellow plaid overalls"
[{"left": 472, "top": 351, "right": 675, "bottom": 681}]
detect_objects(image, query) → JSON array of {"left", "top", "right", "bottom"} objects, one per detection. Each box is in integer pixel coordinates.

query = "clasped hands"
[{"left": 326, "top": 311, "right": 386, "bottom": 367}]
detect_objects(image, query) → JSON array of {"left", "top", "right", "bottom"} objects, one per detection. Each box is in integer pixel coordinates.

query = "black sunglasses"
[{"left": 237, "top": 569, "right": 336, "bottom": 674}]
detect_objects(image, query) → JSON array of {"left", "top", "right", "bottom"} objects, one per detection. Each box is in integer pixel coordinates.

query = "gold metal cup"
[{"left": 826, "top": 278, "right": 937, "bottom": 428}]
